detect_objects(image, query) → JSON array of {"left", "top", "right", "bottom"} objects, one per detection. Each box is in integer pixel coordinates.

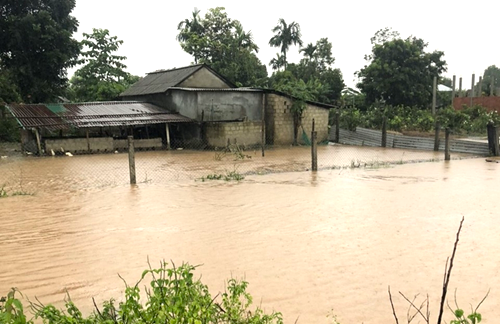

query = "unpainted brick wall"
[
  {"left": 265, "top": 93, "right": 329, "bottom": 145},
  {"left": 454, "top": 97, "right": 500, "bottom": 112}
]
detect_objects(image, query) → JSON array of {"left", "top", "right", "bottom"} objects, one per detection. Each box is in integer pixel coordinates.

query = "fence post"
[
  {"left": 34, "top": 128, "right": 42, "bottom": 156},
  {"left": 470, "top": 74, "right": 475, "bottom": 107},
  {"left": 451, "top": 75, "right": 456, "bottom": 106},
  {"left": 261, "top": 93, "right": 266, "bottom": 157},
  {"left": 434, "top": 121, "right": 441, "bottom": 151},
  {"left": 487, "top": 123, "right": 499, "bottom": 156},
  {"left": 128, "top": 135, "right": 136, "bottom": 184},
  {"left": 381, "top": 116, "right": 387, "bottom": 147},
  {"left": 334, "top": 110, "right": 340, "bottom": 143},
  {"left": 86, "top": 129, "right": 91, "bottom": 152},
  {"left": 444, "top": 128, "right": 451, "bottom": 161},
  {"left": 311, "top": 118, "right": 318, "bottom": 171}
]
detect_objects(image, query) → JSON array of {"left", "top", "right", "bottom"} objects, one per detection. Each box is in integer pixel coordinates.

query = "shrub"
[{"left": 1, "top": 261, "right": 283, "bottom": 324}]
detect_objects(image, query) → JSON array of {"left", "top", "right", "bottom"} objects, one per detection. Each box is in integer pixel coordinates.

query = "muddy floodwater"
[{"left": 0, "top": 146, "right": 498, "bottom": 324}]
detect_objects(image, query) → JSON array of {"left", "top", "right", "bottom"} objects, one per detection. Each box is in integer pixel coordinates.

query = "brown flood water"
[{"left": 0, "top": 147, "right": 498, "bottom": 323}]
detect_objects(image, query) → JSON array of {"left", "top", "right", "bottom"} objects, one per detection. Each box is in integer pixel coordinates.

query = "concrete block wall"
[
  {"left": 265, "top": 93, "right": 330, "bottom": 145},
  {"left": 301, "top": 104, "right": 330, "bottom": 143},
  {"left": 45, "top": 137, "right": 114, "bottom": 153},
  {"left": 265, "top": 94, "right": 294, "bottom": 145},
  {"left": 205, "top": 121, "right": 262, "bottom": 148},
  {"left": 113, "top": 138, "right": 163, "bottom": 150}
]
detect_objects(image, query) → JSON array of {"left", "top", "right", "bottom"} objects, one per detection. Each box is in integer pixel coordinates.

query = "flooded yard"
[{"left": 0, "top": 146, "right": 498, "bottom": 323}]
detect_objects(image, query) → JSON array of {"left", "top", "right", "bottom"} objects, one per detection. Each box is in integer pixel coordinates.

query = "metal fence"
[{"left": 0, "top": 119, "right": 493, "bottom": 196}]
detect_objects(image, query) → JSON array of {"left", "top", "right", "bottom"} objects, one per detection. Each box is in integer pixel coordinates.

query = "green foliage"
[
  {"left": 0, "top": 289, "right": 32, "bottom": 324},
  {"left": 69, "top": 29, "right": 139, "bottom": 102},
  {"left": 269, "top": 19, "right": 303, "bottom": 69},
  {"left": 0, "top": 0, "right": 80, "bottom": 103},
  {"left": 437, "top": 106, "right": 470, "bottom": 132},
  {"left": 0, "top": 116, "right": 21, "bottom": 142},
  {"left": 357, "top": 29, "right": 447, "bottom": 108},
  {"left": 340, "top": 108, "right": 362, "bottom": 131},
  {"left": 286, "top": 38, "right": 344, "bottom": 104},
  {"left": 479, "top": 65, "right": 500, "bottom": 96},
  {"left": 2, "top": 262, "right": 281, "bottom": 324},
  {"left": 177, "top": 8, "right": 267, "bottom": 87}
]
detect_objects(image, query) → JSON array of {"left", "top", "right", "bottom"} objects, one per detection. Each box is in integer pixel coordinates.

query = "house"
[
  {"left": 121, "top": 64, "right": 332, "bottom": 148},
  {"left": 7, "top": 64, "right": 333, "bottom": 155}
]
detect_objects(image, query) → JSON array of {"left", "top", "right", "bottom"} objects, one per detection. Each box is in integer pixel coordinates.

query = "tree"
[
  {"left": 269, "top": 54, "right": 286, "bottom": 72},
  {"left": 0, "top": 0, "right": 80, "bottom": 103},
  {"left": 176, "top": 7, "right": 267, "bottom": 87},
  {"left": 357, "top": 31, "right": 447, "bottom": 108},
  {"left": 479, "top": 65, "right": 500, "bottom": 96},
  {"left": 69, "top": 29, "right": 139, "bottom": 102},
  {"left": 269, "top": 19, "right": 303, "bottom": 69},
  {"left": 288, "top": 38, "right": 344, "bottom": 104}
]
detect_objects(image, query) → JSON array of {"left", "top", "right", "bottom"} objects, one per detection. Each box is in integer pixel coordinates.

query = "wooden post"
[
  {"left": 334, "top": 110, "right": 340, "bottom": 143},
  {"left": 470, "top": 73, "right": 475, "bottom": 107},
  {"left": 451, "top": 75, "right": 456, "bottom": 106},
  {"left": 434, "top": 121, "right": 441, "bottom": 151},
  {"left": 311, "top": 118, "right": 318, "bottom": 171},
  {"left": 128, "top": 135, "right": 136, "bottom": 185},
  {"left": 487, "top": 123, "right": 499, "bottom": 156},
  {"left": 478, "top": 76, "right": 483, "bottom": 97},
  {"left": 444, "top": 128, "right": 451, "bottom": 161},
  {"left": 432, "top": 76, "right": 437, "bottom": 115},
  {"left": 86, "top": 129, "right": 91, "bottom": 152},
  {"left": 261, "top": 93, "right": 266, "bottom": 157},
  {"left": 459, "top": 77, "right": 463, "bottom": 97},
  {"left": 34, "top": 128, "right": 42, "bottom": 156},
  {"left": 381, "top": 116, "right": 387, "bottom": 147},
  {"left": 165, "top": 123, "right": 171, "bottom": 150}
]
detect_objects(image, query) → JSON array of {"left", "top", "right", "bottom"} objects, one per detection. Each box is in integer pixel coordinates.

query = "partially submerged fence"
[{"left": 329, "top": 126, "right": 491, "bottom": 156}]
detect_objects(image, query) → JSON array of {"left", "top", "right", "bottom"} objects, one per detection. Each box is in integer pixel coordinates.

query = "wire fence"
[{"left": 0, "top": 119, "right": 493, "bottom": 196}]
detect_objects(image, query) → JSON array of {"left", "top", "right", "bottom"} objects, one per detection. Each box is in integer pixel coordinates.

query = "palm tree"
[
  {"left": 176, "top": 8, "right": 204, "bottom": 63},
  {"left": 269, "top": 53, "right": 286, "bottom": 72},
  {"left": 268, "top": 19, "right": 303, "bottom": 69},
  {"left": 300, "top": 43, "right": 317, "bottom": 62},
  {"left": 233, "top": 21, "right": 259, "bottom": 53}
]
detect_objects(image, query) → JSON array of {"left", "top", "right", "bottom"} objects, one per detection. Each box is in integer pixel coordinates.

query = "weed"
[{"left": 0, "top": 184, "right": 7, "bottom": 198}]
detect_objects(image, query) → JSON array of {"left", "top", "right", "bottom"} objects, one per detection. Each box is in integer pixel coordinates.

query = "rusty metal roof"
[
  {"left": 120, "top": 64, "right": 235, "bottom": 97},
  {"left": 6, "top": 101, "right": 193, "bottom": 130}
]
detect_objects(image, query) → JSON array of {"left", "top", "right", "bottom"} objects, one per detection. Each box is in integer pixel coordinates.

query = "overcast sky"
[{"left": 71, "top": 0, "right": 500, "bottom": 89}]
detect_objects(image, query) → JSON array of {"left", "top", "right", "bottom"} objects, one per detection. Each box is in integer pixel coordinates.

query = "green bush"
[
  {"left": 1, "top": 261, "right": 283, "bottom": 324},
  {"left": 0, "top": 117, "right": 20, "bottom": 142}
]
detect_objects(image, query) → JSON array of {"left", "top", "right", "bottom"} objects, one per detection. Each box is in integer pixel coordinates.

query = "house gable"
[{"left": 179, "top": 66, "right": 232, "bottom": 89}]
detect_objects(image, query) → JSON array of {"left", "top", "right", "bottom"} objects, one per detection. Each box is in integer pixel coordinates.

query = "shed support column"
[
  {"left": 34, "top": 128, "right": 42, "bottom": 156},
  {"left": 86, "top": 129, "right": 90, "bottom": 152},
  {"left": 165, "top": 123, "right": 171, "bottom": 150}
]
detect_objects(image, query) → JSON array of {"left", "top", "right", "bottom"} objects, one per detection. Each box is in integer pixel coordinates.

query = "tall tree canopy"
[
  {"left": 176, "top": 7, "right": 267, "bottom": 87},
  {"left": 0, "top": 0, "right": 80, "bottom": 103},
  {"left": 479, "top": 65, "right": 500, "bottom": 96},
  {"left": 68, "top": 28, "right": 138, "bottom": 102},
  {"left": 357, "top": 29, "right": 447, "bottom": 108},
  {"left": 277, "top": 38, "right": 344, "bottom": 104},
  {"left": 269, "top": 19, "right": 303, "bottom": 69}
]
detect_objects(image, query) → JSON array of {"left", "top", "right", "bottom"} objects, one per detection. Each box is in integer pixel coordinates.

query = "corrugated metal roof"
[
  {"left": 6, "top": 101, "right": 193, "bottom": 130},
  {"left": 120, "top": 64, "right": 236, "bottom": 97},
  {"left": 120, "top": 65, "right": 205, "bottom": 96}
]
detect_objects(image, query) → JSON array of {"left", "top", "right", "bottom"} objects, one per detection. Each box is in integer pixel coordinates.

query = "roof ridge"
[{"left": 147, "top": 64, "right": 204, "bottom": 75}]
